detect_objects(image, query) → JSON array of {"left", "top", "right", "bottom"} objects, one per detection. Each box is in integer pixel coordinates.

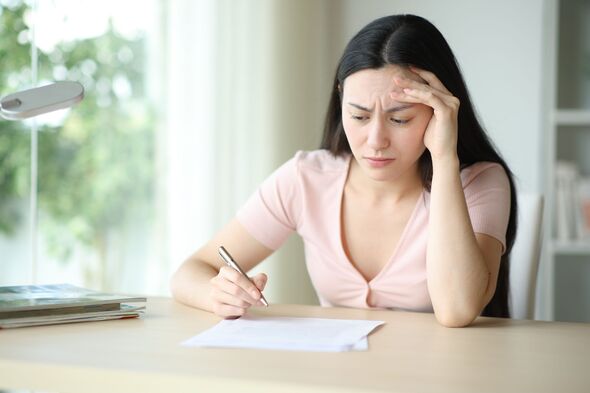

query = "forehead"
[{"left": 342, "top": 65, "right": 423, "bottom": 96}]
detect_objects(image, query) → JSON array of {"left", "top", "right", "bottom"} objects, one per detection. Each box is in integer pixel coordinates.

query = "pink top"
[{"left": 237, "top": 150, "right": 511, "bottom": 312}]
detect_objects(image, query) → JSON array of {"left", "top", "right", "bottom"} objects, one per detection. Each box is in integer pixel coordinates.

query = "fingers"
[
  {"left": 408, "top": 66, "right": 451, "bottom": 95},
  {"left": 209, "top": 267, "right": 268, "bottom": 318},
  {"left": 252, "top": 273, "right": 268, "bottom": 291},
  {"left": 390, "top": 88, "right": 447, "bottom": 116},
  {"left": 389, "top": 90, "right": 424, "bottom": 105},
  {"left": 393, "top": 76, "right": 454, "bottom": 104},
  {"left": 219, "top": 266, "right": 262, "bottom": 301},
  {"left": 212, "top": 303, "right": 247, "bottom": 318},
  {"left": 405, "top": 87, "right": 460, "bottom": 113},
  {"left": 392, "top": 77, "right": 459, "bottom": 114}
]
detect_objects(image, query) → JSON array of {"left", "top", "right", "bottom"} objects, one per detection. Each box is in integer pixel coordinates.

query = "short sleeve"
[
  {"left": 236, "top": 153, "right": 303, "bottom": 250},
  {"left": 462, "top": 163, "right": 512, "bottom": 254}
]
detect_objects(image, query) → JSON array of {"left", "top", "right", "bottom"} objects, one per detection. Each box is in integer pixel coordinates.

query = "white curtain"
[
  {"left": 160, "top": 0, "right": 337, "bottom": 303},
  {"left": 0, "top": 0, "right": 336, "bottom": 303}
]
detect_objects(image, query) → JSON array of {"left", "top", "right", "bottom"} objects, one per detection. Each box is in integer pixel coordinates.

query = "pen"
[{"left": 218, "top": 246, "right": 269, "bottom": 307}]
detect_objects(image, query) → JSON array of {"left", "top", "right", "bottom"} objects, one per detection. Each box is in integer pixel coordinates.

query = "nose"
[{"left": 366, "top": 117, "right": 390, "bottom": 151}]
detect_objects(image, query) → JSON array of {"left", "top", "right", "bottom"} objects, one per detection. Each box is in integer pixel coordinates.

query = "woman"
[{"left": 171, "top": 14, "right": 517, "bottom": 327}]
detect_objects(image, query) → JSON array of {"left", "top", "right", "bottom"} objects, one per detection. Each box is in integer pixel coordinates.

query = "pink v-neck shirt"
[{"left": 237, "top": 150, "right": 511, "bottom": 312}]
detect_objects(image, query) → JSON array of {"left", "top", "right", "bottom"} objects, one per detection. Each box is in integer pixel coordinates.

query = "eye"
[
  {"left": 350, "top": 114, "right": 368, "bottom": 121},
  {"left": 391, "top": 118, "right": 409, "bottom": 125}
]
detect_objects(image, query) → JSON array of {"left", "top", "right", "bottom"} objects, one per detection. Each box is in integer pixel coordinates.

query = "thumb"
[{"left": 252, "top": 273, "right": 267, "bottom": 291}]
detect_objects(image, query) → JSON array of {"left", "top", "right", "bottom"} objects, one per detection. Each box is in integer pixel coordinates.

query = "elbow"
[{"left": 434, "top": 307, "right": 479, "bottom": 328}]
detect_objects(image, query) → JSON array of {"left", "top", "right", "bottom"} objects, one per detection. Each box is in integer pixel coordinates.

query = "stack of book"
[
  {"left": 555, "top": 161, "right": 590, "bottom": 242},
  {"left": 0, "top": 284, "right": 146, "bottom": 329}
]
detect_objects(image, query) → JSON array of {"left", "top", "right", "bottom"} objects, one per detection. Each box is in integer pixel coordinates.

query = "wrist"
[{"left": 431, "top": 153, "right": 460, "bottom": 173}]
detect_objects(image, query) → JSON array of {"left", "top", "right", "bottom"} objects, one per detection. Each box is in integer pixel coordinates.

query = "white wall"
[
  {"left": 330, "top": 0, "right": 545, "bottom": 194},
  {"left": 258, "top": 0, "right": 548, "bottom": 306},
  {"left": 239, "top": 0, "right": 548, "bottom": 305}
]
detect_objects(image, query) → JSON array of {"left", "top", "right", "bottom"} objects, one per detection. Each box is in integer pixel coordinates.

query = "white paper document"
[{"left": 182, "top": 314, "right": 385, "bottom": 352}]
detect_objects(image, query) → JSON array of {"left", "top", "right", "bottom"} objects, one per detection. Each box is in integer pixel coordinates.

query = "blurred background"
[{"left": 1, "top": 0, "right": 589, "bottom": 322}]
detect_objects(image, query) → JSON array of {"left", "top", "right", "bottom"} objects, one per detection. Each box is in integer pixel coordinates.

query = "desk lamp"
[{"left": 0, "top": 81, "right": 84, "bottom": 120}]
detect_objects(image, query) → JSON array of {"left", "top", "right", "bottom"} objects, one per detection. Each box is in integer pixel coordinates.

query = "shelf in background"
[
  {"left": 551, "top": 239, "right": 590, "bottom": 255},
  {"left": 554, "top": 109, "right": 590, "bottom": 126}
]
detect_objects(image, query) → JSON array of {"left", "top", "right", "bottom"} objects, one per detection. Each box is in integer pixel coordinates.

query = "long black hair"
[{"left": 320, "top": 14, "right": 517, "bottom": 318}]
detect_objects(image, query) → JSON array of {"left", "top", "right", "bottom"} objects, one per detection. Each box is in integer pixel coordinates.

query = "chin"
[{"left": 364, "top": 168, "right": 403, "bottom": 182}]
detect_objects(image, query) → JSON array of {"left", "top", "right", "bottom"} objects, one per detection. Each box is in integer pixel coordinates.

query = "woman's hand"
[
  {"left": 391, "top": 67, "right": 460, "bottom": 162},
  {"left": 208, "top": 267, "right": 267, "bottom": 318}
]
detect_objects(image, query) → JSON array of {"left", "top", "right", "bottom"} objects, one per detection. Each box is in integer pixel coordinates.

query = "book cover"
[
  {"left": 0, "top": 304, "right": 146, "bottom": 328},
  {"left": 0, "top": 284, "right": 146, "bottom": 312},
  {"left": 0, "top": 284, "right": 147, "bottom": 329}
]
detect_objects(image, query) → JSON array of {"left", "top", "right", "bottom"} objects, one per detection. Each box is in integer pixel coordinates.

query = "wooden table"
[{"left": 0, "top": 297, "right": 589, "bottom": 392}]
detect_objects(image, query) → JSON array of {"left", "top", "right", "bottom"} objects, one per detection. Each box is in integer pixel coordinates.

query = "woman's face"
[{"left": 341, "top": 65, "right": 433, "bottom": 182}]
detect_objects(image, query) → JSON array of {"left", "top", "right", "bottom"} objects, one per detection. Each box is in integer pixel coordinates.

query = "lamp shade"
[{"left": 0, "top": 81, "right": 84, "bottom": 120}]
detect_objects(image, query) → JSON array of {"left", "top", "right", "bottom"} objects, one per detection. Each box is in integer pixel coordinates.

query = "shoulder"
[
  {"left": 460, "top": 161, "right": 510, "bottom": 190},
  {"left": 291, "top": 149, "right": 350, "bottom": 174},
  {"left": 263, "top": 149, "right": 349, "bottom": 192}
]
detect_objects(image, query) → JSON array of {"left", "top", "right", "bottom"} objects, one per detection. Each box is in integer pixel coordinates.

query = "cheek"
[
  {"left": 399, "top": 112, "right": 431, "bottom": 146},
  {"left": 342, "top": 118, "right": 361, "bottom": 145},
  {"left": 396, "top": 129, "right": 424, "bottom": 149},
  {"left": 394, "top": 123, "right": 428, "bottom": 152},
  {"left": 415, "top": 108, "right": 433, "bottom": 130}
]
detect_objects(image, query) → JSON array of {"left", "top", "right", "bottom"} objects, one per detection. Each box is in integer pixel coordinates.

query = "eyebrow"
[{"left": 347, "top": 102, "right": 413, "bottom": 113}]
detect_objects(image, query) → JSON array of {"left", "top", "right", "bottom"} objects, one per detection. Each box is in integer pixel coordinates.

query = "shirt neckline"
[{"left": 336, "top": 154, "right": 424, "bottom": 285}]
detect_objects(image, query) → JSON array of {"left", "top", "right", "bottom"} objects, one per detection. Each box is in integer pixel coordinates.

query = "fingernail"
[{"left": 250, "top": 290, "right": 260, "bottom": 299}]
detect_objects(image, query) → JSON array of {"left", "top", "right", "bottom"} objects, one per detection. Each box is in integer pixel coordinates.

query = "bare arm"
[
  {"left": 393, "top": 67, "right": 504, "bottom": 327},
  {"left": 427, "top": 156, "right": 503, "bottom": 327},
  {"left": 170, "top": 218, "right": 274, "bottom": 317}
]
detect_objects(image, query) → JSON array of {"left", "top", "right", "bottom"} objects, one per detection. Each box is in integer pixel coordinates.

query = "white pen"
[{"left": 218, "top": 246, "right": 269, "bottom": 307}]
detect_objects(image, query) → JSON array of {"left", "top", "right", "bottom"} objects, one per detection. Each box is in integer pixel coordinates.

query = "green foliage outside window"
[{"left": 0, "top": 1, "right": 155, "bottom": 284}]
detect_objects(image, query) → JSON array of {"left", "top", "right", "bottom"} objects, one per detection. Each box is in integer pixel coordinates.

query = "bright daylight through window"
[{"left": 0, "top": 0, "right": 161, "bottom": 293}]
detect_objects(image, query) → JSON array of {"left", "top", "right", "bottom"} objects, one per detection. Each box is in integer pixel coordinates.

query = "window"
[
  {"left": 0, "top": 0, "right": 162, "bottom": 293},
  {"left": 0, "top": 1, "right": 324, "bottom": 303}
]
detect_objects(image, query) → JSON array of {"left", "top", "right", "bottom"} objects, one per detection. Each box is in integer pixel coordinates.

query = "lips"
[
  {"left": 365, "top": 157, "right": 395, "bottom": 168},
  {"left": 366, "top": 157, "right": 394, "bottom": 161}
]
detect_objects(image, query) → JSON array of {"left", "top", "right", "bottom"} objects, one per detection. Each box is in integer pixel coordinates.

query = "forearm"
[
  {"left": 427, "top": 155, "right": 489, "bottom": 327},
  {"left": 170, "top": 257, "right": 218, "bottom": 312}
]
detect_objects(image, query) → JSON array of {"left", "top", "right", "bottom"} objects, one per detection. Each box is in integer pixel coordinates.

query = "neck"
[{"left": 347, "top": 158, "right": 423, "bottom": 204}]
